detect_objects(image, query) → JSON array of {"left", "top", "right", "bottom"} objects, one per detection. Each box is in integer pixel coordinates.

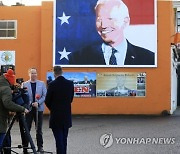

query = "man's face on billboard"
[
  {"left": 116, "top": 75, "right": 126, "bottom": 87},
  {"left": 95, "top": 2, "right": 128, "bottom": 47}
]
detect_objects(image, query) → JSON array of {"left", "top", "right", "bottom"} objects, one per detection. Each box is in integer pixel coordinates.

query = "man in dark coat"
[
  {"left": 0, "top": 69, "right": 28, "bottom": 152},
  {"left": 45, "top": 66, "right": 74, "bottom": 154}
]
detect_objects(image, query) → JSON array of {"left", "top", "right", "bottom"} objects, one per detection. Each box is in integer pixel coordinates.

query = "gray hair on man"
[{"left": 94, "top": 0, "right": 130, "bottom": 20}]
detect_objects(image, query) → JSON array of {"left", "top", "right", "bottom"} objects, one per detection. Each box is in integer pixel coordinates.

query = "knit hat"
[{"left": 4, "top": 69, "right": 15, "bottom": 85}]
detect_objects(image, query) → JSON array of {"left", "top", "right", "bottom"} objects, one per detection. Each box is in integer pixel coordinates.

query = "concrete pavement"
[{"left": 8, "top": 108, "right": 180, "bottom": 154}]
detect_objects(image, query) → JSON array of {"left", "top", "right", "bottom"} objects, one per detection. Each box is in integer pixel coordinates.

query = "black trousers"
[
  {"left": 1, "top": 132, "right": 10, "bottom": 154},
  {"left": 52, "top": 127, "right": 69, "bottom": 154},
  {"left": 24, "top": 108, "right": 43, "bottom": 149}
]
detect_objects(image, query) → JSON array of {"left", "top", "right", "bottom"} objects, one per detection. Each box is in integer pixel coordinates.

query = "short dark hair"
[{"left": 53, "top": 66, "right": 62, "bottom": 76}]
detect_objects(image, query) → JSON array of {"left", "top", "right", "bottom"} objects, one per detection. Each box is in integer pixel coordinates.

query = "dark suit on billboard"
[
  {"left": 69, "top": 41, "right": 154, "bottom": 65},
  {"left": 109, "top": 86, "right": 129, "bottom": 91},
  {"left": 78, "top": 81, "right": 91, "bottom": 84},
  {"left": 45, "top": 76, "right": 74, "bottom": 154},
  {"left": 106, "top": 86, "right": 129, "bottom": 97}
]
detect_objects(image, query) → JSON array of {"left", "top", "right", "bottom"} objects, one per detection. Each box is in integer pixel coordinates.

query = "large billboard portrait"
[
  {"left": 47, "top": 72, "right": 96, "bottom": 97},
  {"left": 96, "top": 72, "right": 146, "bottom": 97},
  {"left": 54, "top": 0, "right": 157, "bottom": 67}
]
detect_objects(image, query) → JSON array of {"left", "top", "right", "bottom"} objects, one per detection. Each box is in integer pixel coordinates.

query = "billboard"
[
  {"left": 53, "top": 0, "right": 157, "bottom": 67},
  {"left": 96, "top": 72, "right": 146, "bottom": 97},
  {"left": 46, "top": 72, "right": 96, "bottom": 97}
]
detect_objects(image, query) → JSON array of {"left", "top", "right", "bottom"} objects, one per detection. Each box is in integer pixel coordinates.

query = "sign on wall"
[
  {"left": 96, "top": 72, "right": 146, "bottom": 97},
  {"left": 53, "top": 0, "right": 157, "bottom": 67},
  {"left": 47, "top": 72, "right": 146, "bottom": 97},
  {"left": 47, "top": 72, "right": 96, "bottom": 97},
  {"left": 0, "top": 51, "right": 15, "bottom": 65}
]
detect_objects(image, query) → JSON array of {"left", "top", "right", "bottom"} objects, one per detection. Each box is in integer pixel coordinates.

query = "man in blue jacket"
[
  {"left": 45, "top": 66, "right": 74, "bottom": 154},
  {"left": 22, "top": 67, "right": 47, "bottom": 153}
]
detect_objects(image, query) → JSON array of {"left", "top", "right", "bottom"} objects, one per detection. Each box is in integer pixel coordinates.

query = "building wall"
[
  {"left": 0, "top": 1, "right": 175, "bottom": 115},
  {"left": 0, "top": 6, "right": 42, "bottom": 78}
]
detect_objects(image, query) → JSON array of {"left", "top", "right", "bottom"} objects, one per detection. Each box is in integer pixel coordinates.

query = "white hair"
[{"left": 94, "top": 0, "right": 129, "bottom": 19}]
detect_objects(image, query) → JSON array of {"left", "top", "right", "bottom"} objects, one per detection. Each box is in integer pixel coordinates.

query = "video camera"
[
  {"left": 12, "top": 78, "right": 29, "bottom": 108},
  {"left": 0, "top": 65, "right": 15, "bottom": 75},
  {"left": 0, "top": 65, "right": 29, "bottom": 107}
]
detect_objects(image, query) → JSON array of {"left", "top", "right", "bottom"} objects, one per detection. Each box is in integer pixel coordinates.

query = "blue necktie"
[{"left": 109, "top": 48, "right": 117, "bottom": 65}]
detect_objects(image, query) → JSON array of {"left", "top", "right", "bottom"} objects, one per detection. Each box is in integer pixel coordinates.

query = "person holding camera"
[
  {"left": 0, "top": 69, "right": 29, "bottom": 153},
  {"left": 22, "top": 67, "right": 47, "bottom": 153}
]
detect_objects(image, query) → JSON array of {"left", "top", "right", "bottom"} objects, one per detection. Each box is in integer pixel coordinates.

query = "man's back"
[{"left": 45, "top": 76, "right": 74, "bottom": 128}]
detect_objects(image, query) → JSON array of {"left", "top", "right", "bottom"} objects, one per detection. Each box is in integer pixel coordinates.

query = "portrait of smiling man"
[{"left": 69, "top": 0, "right": 155, "bottom": 66}]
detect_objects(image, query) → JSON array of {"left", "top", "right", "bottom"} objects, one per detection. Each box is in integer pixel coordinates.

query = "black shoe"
[
  {"left": 23, "top": 150, "right": 29, "bottom": 154},
  {"left": 37, "top": 147, "right": 44, "bottom": 153}
]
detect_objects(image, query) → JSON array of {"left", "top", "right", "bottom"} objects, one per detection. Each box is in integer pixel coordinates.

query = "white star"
[
  {"left": 58, "top": 48, "right": 71, "bottom": 60},
  {"left": 58, "top": 12, "right": 71, "bottom": 25}
]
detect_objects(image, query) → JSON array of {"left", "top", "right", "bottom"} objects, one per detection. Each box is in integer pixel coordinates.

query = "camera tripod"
[
  {"left": 2, "top": 113, "right": 37, "bottom": 154},
  {"left": 32, "top": 108, "right": 53, "bottom": 154}
]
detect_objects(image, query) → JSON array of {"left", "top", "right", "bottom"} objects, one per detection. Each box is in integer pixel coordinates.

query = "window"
[{"left": 0, "top": 20, "right": 17, "bottom": 39}]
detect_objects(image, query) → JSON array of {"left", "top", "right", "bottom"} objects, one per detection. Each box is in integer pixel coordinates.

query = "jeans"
[
  {"left": 2, "top": 132, "right": 11, "bottom": 154},
  {"left": 52, "top": 127, "right": 69, "bottom": 154},
  {"left": 24, "top": 108, "right": 43, "bottom": 149},
  {"left": 0, "top": 133, "right": 5, "bottom": 153}
]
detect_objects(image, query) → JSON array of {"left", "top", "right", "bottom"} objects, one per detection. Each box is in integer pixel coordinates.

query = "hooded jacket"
[{"left": 0, "top": 75, "right": 25, "bottom": 133}]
